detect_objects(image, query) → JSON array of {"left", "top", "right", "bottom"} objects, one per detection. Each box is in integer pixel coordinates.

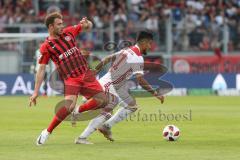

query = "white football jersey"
[{"left": 99, "top": 45, "right": 144, "bottom": 93}]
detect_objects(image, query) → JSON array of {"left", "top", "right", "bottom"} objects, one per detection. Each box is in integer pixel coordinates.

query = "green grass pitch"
[{"left": 0, "top": 96, "right": 239, "bottom": 160}]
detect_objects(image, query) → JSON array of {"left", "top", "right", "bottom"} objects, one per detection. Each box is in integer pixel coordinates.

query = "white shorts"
[{"left": 99, "top": 78, "right": 134, "bottom": 109}]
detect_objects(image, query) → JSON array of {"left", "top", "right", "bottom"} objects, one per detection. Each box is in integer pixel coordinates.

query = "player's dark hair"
[
  {"left": 136, "top": 30, "right": 154, "bottom": 42},
  {"left": 44, "top": 12, "right": 63, "bottom": 28}
]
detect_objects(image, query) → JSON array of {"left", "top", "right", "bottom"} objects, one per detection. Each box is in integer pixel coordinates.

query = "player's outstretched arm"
[
  {"left": 95, "top": 54, "right": 116, "bottom": 74},
  {"left": 29, "top": 64, "right": 46, "bottom": 107},
  {"left": 80, "top": 17, "right": 93, "bottom": 32},
  {"left": 136, "top": 73, "right": 164, "bottom": 104}
]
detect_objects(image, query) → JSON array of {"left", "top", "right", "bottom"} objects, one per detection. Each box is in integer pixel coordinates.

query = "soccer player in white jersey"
[{"left": 74, "top": 30, "right": 164, "bottom": 144}]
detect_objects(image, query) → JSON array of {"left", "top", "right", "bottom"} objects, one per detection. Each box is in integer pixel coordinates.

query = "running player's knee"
[
  {"left": 64, "top": 98, "right": 77, "bottom": 112},
  {"left": 102, "top": 94, "right": 108, "bottom": 106},
  {"left": 94, "top": 97, "right": 107, "bottom": 108},
  {"left": 68, "top": 106, "right": 75, "bottom": 112},
  {"left": 102, "top": 96, "right": 108, "bottom": 106},
  {"left": 101, "top": 97, "right": 108, "bottom": 106},
  {"left": 68, "top": 102, "right": 76, "bottom": 112},
  {"left": 59, "top": 98, "right": 76, "bottom": 113},
  {"left": 94, "top": 93, "right": 108, "bottom": 107}
]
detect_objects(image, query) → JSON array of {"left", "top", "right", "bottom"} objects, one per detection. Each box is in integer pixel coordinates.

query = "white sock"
[
  {"left": 104, "top": 107, "right": 136, "bottom": 128},
  {"left": 79, "top": 113, "right": 111, "bottom": 139}
]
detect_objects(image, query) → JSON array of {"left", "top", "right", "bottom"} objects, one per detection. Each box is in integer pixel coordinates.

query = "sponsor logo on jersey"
[
  {"left": 65, "top": 36, "right": 71, "bottom": 41},
  {"left": 63, "top": 46, "right": 79, "bottom": 58}
]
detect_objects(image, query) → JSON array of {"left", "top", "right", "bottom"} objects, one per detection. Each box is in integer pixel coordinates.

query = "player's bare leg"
[{"left": 78, "top": 92, "right": 107, "bottom": 113}]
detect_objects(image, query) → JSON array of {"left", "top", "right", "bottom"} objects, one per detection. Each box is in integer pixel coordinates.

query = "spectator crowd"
[{"left": 0, "top": 0, "right": 240, "bottom": 51}]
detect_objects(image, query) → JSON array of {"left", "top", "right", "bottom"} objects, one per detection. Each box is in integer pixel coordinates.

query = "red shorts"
[{"left": 64, "top": 70, "right": 103, "bottom": 99}]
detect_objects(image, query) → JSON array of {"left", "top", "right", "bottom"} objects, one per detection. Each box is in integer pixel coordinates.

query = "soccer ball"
[{"left": 162, "top": 125, "right": 180, "bottom": 141}]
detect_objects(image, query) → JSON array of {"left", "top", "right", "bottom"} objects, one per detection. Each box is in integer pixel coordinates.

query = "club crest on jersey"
[{"left": 65, "top": 36, "right": 71, "bottom": 41}]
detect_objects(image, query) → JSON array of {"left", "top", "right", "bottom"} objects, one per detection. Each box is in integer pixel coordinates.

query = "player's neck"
[{"left": 49, "top": 33, "right": 60, "bottom": 40}]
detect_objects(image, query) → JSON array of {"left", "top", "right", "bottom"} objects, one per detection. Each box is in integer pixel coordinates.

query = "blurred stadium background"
[{"left": 0, "top": 0, "right": 240, "bottom": 96}]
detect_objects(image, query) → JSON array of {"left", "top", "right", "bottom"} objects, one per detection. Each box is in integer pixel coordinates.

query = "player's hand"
[
  {"left": 153, "top": 91, "right": 164, "bottom": 104},
  {"left": 80, "top": 17, "right": 92, "bottom": 31},
  {"left": 29, "top": 92, "right": 38, "bottom": 107},
  {"left": 80, "top": 17, "right": 88, "bottom": 24},
  {"left": 156, "top": 95, "right": 164, "bottom": 104}
]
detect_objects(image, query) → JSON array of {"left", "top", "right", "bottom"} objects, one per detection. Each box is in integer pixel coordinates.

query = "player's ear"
[{"left": 49, "top": 23, "right": 54, "bottom": 30}]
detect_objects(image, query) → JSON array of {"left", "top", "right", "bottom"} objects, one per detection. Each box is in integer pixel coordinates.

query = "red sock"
[
  {"left": 47, "top": 107, "right": 70, "bottom": 133},
  {"left": 78, "top": 99, "right": 99, "bottom": 113}
]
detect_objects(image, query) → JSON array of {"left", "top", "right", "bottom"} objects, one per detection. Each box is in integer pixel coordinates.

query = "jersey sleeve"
[
  {"left": 132, "top": 57, "right": 144, "bottom": 75},
  {"left": 38, "top": 43, "right": 50, "bottom": 65},
  {"left": 112, "top": 49, "right": 128, "bottom": 61},
  {"left": 63, "top": 24, "right": 82, "bottom": 37}
]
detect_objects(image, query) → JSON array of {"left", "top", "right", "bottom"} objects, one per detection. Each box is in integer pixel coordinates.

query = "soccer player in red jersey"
[{"left": 29, "top": 12, "right": 107, "bottom": 145}]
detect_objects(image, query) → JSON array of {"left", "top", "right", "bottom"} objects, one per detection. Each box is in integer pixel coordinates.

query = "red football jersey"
[{"left": 38, "top": 24, "right": 88, "bottom": 79}]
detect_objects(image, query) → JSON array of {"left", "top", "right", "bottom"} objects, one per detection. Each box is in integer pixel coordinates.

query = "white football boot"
[{"left": 36, "top": 129, "right": 50, "bottom": 146}]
